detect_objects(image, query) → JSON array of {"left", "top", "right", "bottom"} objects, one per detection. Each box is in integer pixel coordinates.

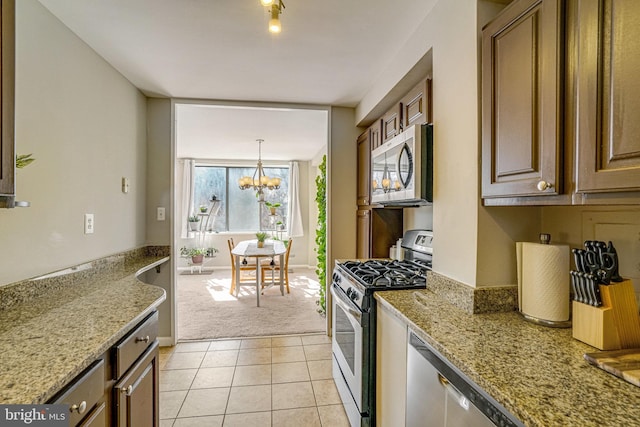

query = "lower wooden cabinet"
[
  {"left": 51, "top": 360, "right": 106, "bottom": 427},
  {"left": 114, "top": 341, "right": 159, "bottom": 427},
  {"left": 79, "top": 402, "right": 107, "bottom": 427},
  {"left": 48, "top": 311, "right": 159, "bottom": 427}
]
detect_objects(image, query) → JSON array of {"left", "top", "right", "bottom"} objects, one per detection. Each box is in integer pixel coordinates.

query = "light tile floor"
[{"left": 159, "top": 334, "right": 350, "bottom": 427}]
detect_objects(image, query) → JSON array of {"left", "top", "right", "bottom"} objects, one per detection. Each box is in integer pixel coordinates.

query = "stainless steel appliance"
[
  {"left": 371, "top": 124, "right": 433, "bottom": 206},
  {"left": 331, "top": 230, "right": 433, "bottom": 427},
  {"left": 407, "top": 332, "right": 524, "bottom": 427}
]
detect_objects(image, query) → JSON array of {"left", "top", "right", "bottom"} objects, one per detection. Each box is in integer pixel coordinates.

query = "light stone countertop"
[
  {"left": 0, "top": 251, "right": 168, "bottom": 404},
  {"left": 375, "top": 288, "right": 640, "bottom": 427}
]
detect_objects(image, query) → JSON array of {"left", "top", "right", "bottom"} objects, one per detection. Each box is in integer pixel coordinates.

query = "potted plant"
[
  {"left": 199, "top": 205, "right": 208, "bottom": 213},
  {"left": 188, "top": 215, "right": 200, "bottom": 231},
  {"left": 265, "top": 201, "right": 281, "bottom": 215},
  {"left": 255, "top": 232, "right": 268, "bottom": 248},
  {"left": 180, "top": 246, "right": 208, "bottom": 264}
]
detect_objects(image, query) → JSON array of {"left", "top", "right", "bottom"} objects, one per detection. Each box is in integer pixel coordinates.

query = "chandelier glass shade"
[
  {"left": 238, "top": 139, "right": 281, "bottom": 202},
  {"left": 261, "top": 0, "right": 285, "bottom": 34}
]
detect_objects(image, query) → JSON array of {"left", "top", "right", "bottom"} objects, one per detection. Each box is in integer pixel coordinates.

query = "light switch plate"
[
  {"left": 122, "top": 177, "right": 129, "bottom": 193},
  {"left": 157, "top": 207, "right": 165, "bottom": 221},
  {"left": 84, "top": 213, "right": 94, "bottom": 234}
]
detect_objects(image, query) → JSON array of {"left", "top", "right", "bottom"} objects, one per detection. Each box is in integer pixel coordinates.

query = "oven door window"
[{"left": 335, "top": 304, "right": 357, "bottom": 374}]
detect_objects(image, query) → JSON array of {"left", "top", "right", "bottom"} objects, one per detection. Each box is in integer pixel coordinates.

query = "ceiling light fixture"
[
  {"left": 262, "top": 0, "right": 285, "bottom": 34},
  {"left": 238, "top": 139, "right": 281, "bottom": 202}
]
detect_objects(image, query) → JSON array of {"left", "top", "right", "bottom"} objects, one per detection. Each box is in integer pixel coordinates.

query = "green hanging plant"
[
  {"left": 16, "top": 153, "right": 35, "bottom": 169},
  {"left": 315, "top": 155, "right": 327, "bottom": 316}
]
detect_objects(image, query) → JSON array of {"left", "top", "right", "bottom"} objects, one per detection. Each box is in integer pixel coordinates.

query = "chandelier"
[
  {"left": 260, "top": 0, "right": 285, "bottom": 34},
  {"left": 238, "top": 139, "right": 281, "bottom": 202}
]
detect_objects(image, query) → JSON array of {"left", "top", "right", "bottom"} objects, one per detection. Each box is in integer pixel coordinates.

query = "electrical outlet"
[
  {"left": 122, "top": 177, "right": 129, "bottom": 193},
  {"left": 84, "top": 214, "right": 94, "bottom": 234},
  {"left": 157, "top": 207, "right": 165, "bottom": 221}
]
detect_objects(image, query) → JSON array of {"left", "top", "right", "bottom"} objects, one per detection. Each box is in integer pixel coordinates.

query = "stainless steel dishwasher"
[{"left": 406, "top": 332, "right": 524, "bottom": 427}]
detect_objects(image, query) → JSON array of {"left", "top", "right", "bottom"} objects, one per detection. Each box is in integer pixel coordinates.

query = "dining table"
[{"left": 231, "top": 239, "right": 287, "bottom": 306}]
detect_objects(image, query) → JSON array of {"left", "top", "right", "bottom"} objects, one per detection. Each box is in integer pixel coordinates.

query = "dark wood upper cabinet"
[
  {"left": 0, "top": 0, "right": 15, "bottom": 200},
  {"left": 482, "top": 0, "right": 564, "bottom": 199},
  {"left": 357, "top": 130, "right": 371, "bottom": 207},
  {"left": 401, "top": 78, "right": 432, "bottom": 130},
  {"left": 369, "top": 120, "right": 382, "bottom": 151},
  {"left": 575, "top": 0, "right": 640, "bottom": 193},
  {"left": 381, "top": 104, "right": 402, "bottom": 144}
]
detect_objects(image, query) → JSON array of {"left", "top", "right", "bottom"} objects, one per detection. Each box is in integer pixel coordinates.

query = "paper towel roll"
[{"left": 516, "top": 242, "right": 570, "bottom": 323}]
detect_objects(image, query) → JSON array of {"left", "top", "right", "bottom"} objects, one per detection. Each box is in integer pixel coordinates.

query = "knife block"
[{"left": 572, "top": 279, "right": 640, "bottom": 350}]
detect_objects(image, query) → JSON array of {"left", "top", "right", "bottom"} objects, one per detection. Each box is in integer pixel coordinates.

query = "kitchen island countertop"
[
  {"left": 375, "top": 288, "right": 640, "bottom": 427},
  {"left": 0, "top": 250, "right": 168, "bottom": 404}
]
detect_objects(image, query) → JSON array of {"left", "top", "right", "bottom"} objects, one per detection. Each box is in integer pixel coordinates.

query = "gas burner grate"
[{"left": 340, "top": 259, "right": 428, "bottom": 288}]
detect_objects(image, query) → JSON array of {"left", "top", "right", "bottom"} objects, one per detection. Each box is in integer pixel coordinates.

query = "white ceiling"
[
  {"left": 36, "top": 0, "right": 436, "bottom": 161},
  {"left": 175, "top": 104, "right": 328, "bottom": 161}
]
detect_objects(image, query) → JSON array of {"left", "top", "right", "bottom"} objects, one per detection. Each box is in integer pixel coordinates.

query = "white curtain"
[
  {"left": 287, "top": 161, "right": 304, "bottom": 237},
  {"left": 180, "top": 159, "right": 196, "bottom": 238}
]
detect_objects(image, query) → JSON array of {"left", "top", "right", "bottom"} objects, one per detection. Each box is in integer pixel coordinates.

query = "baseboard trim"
[{"left": 158, "top": 336, "right": 176, "bottom": 347}]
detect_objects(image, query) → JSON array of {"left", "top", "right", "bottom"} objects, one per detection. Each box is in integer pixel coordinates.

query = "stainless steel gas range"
[{"left": 331, "top": 229, "right": 433, "bottom": 427}]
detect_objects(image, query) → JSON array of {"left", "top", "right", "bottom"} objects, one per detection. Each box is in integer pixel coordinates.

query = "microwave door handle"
[{"left": 331, "top": 285, "right": 362, "bottom": 325}]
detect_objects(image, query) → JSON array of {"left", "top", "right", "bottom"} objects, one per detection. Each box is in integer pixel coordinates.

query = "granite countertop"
[
  {"left": 0, "top": 250, "right": 168, "bottom": 404},
  {"left": 375, "top": 289, "right": 640, "bottom": 427}
]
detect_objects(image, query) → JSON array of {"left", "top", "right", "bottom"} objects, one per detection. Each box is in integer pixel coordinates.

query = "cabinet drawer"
[
  {"left": 113, "top": 311, "right": 158, "bottom": 379},
  {"left": 51, "top": 359, "right": 105, "bottom": 427}
]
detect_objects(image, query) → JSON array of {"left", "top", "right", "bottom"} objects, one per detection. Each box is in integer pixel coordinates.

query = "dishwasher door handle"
[{"left": 438, "top": 373, "right": 470, "bottom": 410}]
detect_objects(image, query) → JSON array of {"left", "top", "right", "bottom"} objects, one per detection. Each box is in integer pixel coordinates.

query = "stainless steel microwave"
[{"left": 371, "top": 123, "right": 433, "bottom": 206}]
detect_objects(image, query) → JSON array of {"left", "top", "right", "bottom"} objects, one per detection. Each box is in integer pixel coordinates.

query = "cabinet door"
[
  {"left": 357, "top": 131, "right": 371, "bottom": 207},
  {"left": 381, "top": 104, "right": 402, "bottom": 144},
  {"left": 376, "top": 305, "right": 408, "bottom": 427},
  {"left": 114, "top": 341, "right": 159, "bottom": 427},
  {"left": 401, "top": 78, "right": 432, "bottom": 129},
  {"left": 356, "top": 209, "right": 371, "bottom": 259},
  {"left": 482, "top": 0, "right": 563, "bottom": 198},
  {"left": 369, "top": 120, "right": 382, "bottom": 151},
  {"left": 575, "top": 0, "right": 640, "bottom": 192},
  {"left": 0, "top": 0, "right": 15, "bottom": 198}
]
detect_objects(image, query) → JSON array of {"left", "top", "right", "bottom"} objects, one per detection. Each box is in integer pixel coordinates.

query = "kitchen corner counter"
[
  {"left": 0, "top": 248, "right": 168, "bottom": 405},
  {"left": 375, "top": 289, "right": 640, "bottom": 427}
]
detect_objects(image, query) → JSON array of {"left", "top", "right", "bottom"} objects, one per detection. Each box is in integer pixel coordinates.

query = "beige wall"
[
  {"left": 541, "top": 206, "right": 640, "bottom": 300},
  {"left": 146, "top": 98, "right": 172, "bottom": 246},
  {"left": 0, "top": 0, "right": 147, "bottom": 286},
  {"left": 327, "top": 107, "right": 359, "bottom": 270},
  {"left": 357, "top": 0, "right": 484, "bottom": 285},
  {"left": 355, "top": 0, "right": 544, "bottom": 288}
]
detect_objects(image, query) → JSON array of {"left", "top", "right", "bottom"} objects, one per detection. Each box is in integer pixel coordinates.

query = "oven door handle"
[{"left": 331, "top": 284, "right": 362, "bottom": 325}]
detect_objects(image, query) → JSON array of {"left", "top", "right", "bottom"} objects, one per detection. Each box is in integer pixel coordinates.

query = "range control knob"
[
  {"left": 346, "top": 287, "right": 352, "bottom": 297},
  {"left": 349, "top": 290, "right": 358, "bottom": 301}
]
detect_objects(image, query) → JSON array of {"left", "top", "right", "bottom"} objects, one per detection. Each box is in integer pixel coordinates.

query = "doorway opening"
[{"left": 172, "top": 102, "right": 329, "bottom": 343}]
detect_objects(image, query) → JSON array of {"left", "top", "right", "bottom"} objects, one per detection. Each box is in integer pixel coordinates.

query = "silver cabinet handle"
[
  {"left": 536, "top": 180, "right": 553, "bottom": 191},
  {"left": 121, "top": 385, "right": 133, "bottom": 395},
  {"left": 135, "top": 335, "right": 150, "bottom": 343},
  {"left": 70, "top": 400, "right": 87, "bottom": 414}
]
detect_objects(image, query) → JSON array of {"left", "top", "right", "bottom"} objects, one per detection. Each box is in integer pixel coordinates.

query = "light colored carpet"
[{"left": 177, "top": 267, "right": 326, "bottom": 340}]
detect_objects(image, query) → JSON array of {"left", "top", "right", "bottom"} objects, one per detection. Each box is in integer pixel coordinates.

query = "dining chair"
[
  {"left": 228, "top": 239, "right": 257, "bottom": 295},
  {"left": 261, "top": 238, "right": 293, "bottom": 293}
]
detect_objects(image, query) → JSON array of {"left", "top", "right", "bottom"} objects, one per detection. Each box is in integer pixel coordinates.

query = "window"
[{"left": 193, "top": 165, "right": 289, "bottom": 232}]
